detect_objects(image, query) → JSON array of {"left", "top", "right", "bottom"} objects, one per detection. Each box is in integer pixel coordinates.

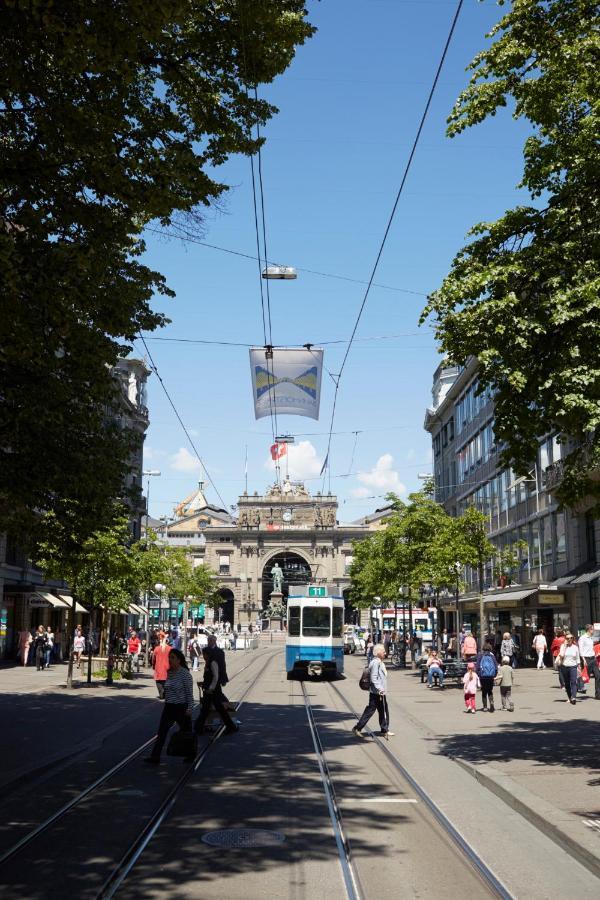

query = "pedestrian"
[
  {"left": 426, "top": 648, "right": 444, "bottom": 689},
  {"left": 18, "top": 629, "right": 32, "bottom": 667},
  {"left": 476, "top": 642, "right": 498, "bottom": 712},
  {"left": 152, "top": 631, "right": 171, "bottom": 699},
  {"left": 511, "top": 627, "right": 521, "bottom": 667},
  {"left": 188, "top": 633, "right": 202, "bottom": 671},
  {"left": 578, "top": 624, "right": 600, "bottom": 700},
  {"left": 441, "top": 628, "right": 449, "bottom": 654},
  {"left": 44, "top": 625, "right": 54, "bottom": 668},
  {"left": 462, "top": 662, "right": 480, "bottom": 714},
  {"left": 352, "top": 643, "right": 393, "bottom": 739},
  {"left": 145, "top": 649, "right": 194, "bottom": 764},
  {"left": 532, "top": 628, "right": 547, "bottom": 669},
  {"left": 557, "top": 633, "right": 583, "bottom": 705},
  {"left": 72, "top": 627, "right": 85, "bottom": 668},
  {"left": 127, "top": 630, "right": 141, "bottom": 673},
  {"left": 205, "top": 634, "right": 233, "bottom": 707},
  {"left": 33, "top": 625, "right": 48, "bottom": 671},
  {"left": 462, "top": 631, "right": 478, "bottom": 661},
  {"left": 500, "top": 632, "right": 515, "bottom": 668},
  {"left": 194, "top": 648, "right": 238, "bottom": 736},
  {"left": 551, "top": 628, "right": 566, "bottom": 689},
  {"left": 496, "top": 656, "right": 514, "bottom": 710},
  {"left": 364, "top": 632, "right": 373, "bottom": 658}
]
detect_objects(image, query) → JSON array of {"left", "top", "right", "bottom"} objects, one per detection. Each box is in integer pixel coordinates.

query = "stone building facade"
[
  {"left": 424, "top": 359, "right": 600, "bottom": 646},
  {"left": 161, "top": 480, "right": 371, "bottom": 626}
]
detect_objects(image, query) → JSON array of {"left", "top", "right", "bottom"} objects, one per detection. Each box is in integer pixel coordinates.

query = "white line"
[{"left": 353, "top": 798, "right": 417, "bottom": 803}]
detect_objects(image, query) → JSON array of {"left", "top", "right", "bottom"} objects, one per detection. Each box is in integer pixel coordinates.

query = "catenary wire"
[
  {"left": 144, "top": 226, "right": 427, "bottom": 298},
  {"left": 138, "top": 335, "right": 228, "bottom": 510},
  {"left": 320, "top": 0, "right": 464, "bottom": 487},
  {"left": 141, "top": 330, "right": 433, "bottom": 348}
]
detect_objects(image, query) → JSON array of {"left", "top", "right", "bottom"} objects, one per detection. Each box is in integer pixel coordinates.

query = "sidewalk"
[{"left": 388, "top": 663, "right": 600, "bottom": 874}]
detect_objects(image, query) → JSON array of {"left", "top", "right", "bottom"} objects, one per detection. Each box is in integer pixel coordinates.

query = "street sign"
[{"left": 308, "top": 586, "right": 327, "bottom": 598}]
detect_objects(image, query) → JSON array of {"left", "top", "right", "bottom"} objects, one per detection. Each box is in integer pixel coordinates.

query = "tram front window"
[{"left": 302, "top": 607, "right": 331, "bottom": 637}]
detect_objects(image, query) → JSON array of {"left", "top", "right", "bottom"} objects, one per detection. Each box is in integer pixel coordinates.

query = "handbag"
[
  {"left": 359, "top": 666, "right": 371, "bottom": 691},
  {"left": 166, "top": 727, "right": 197, "bottom": 758},
  {"left": 581, "top": 664, "right": 590, "bottom": 684}
]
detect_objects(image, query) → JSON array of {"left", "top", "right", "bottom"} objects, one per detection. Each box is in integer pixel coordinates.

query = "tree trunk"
[{"left": 66, "top": 596, "right": 76, "bottom": 689}]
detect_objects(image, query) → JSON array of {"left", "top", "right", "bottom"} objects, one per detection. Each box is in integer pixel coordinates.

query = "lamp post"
[
  {"left": 452, "top": 562, "right": 462, "bottom": 658},
  {"left": 143, "top": 470, "right": 161, "bottom": 547}
]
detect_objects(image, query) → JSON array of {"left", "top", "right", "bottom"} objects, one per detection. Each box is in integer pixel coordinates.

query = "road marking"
[{"left": 353, "top": 798, "right": 417, "bottom": 803}]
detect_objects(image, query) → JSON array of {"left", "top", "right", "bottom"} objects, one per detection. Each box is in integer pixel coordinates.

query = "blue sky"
[{"left": 138, "top": 0, "right": 530, "bottom": 523}]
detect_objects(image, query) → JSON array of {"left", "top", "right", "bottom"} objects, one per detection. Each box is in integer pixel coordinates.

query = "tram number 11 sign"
[{"left": 308, "top": 586, "right": 327, "bottom": 598}]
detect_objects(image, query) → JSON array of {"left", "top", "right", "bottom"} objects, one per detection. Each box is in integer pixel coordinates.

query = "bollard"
[{"left": 106, "top": 653, "right": 114, "bottom": 686}]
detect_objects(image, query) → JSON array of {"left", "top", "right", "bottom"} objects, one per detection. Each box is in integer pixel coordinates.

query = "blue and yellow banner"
[{"left": 249, "top": 347, "right": 323, "bottom": 420}]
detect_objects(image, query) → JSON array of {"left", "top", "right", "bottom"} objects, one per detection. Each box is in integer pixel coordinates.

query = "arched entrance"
[
  {"left": 217, "top": 588, "right": 235, "bottom": 626},
  {"left": 261, "top": 551, "right": 312, "bottom": 609}
]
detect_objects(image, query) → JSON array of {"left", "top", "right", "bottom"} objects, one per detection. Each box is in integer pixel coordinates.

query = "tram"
[{"left": 285, "top": 585, "right": 344, "bottom": 679}]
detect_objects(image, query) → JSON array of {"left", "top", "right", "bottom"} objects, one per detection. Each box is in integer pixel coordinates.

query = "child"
[
  {"left": 462, "top": 662, "right": 480, "bottom": 713},
  {"left": 496, "top": 655, "right": 514, "bottom": 711}
]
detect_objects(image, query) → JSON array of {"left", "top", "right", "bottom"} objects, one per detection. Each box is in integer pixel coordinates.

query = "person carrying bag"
[{"left": 353, "top": 643, "right": 394, "bottom": 740}]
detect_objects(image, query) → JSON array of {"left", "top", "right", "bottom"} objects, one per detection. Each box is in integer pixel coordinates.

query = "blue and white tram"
[{"left": 285, "top": 585, "right": 344, "bottom": 679}]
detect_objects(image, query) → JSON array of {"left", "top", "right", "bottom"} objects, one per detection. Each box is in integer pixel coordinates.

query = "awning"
[
  {"left": 34, "top": 592, "right": 69, "bottom": 608},
  {"left": 59, "top": 594, "right": 88, "bottom": 614},
  {"left": 129, "top": 603, "right": 147, "bottom": 616},
  {"left": 571, "top": 568, "right": 600, "bottom": 585},
  {"left": 459, "top": 588, "right": 537, "bottom": 605}
]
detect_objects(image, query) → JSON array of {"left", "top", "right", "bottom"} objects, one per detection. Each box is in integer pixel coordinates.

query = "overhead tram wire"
[
  {"left": 138, "top": 334, "right": 228, "bottom": 511},
  {"left": 320, "top": 0, "right": 464, "bottom": 491},
  {"left": 144, "top": 228, "right": 428, "bottom": 298}
]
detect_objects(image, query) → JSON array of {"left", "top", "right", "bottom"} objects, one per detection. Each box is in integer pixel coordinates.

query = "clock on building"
[{"left": 282, "top": 509, "right": 293, "bottom": 523}]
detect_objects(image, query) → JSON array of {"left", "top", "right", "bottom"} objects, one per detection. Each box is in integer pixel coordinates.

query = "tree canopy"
[
  {"left": 421, "top": 0, "right": 600, "bottom": 508},
  {"left": 0, "top": 1, "right": 314, "bottom": 540}
]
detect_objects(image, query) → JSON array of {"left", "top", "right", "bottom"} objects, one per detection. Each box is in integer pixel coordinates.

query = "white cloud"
[
  {"left": 351, "top": 454, "right": 406, "bottom": 498},
  {"left": 265, "top": 440, "right": 323, "bottom": 481},
  {"left": 144, "top": 446, "right": 166, "bottom": 462},
  {"left": 170, "top": 447, "right": 203, "bottom": 473}
]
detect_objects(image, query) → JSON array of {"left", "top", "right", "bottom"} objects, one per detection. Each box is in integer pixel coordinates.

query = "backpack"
[
  {"left": 479, "top": 653, "right": 496, "bottom": 677},
  {"left": 359, "top": 666, "right": 371, "bottom": 691}
]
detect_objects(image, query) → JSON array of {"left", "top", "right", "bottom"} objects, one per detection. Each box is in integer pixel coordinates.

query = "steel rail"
[
  {"left": 95, "top": 651, "right": 275, "bottom": 899},
  {"left": 328, "top": 682, "right": 514, "bottom": 900},
  {"left": 0, "top": 648, "right": 273, "bottom": 867},
  {"left": 301, "top": 682, "right": 364, "bottom": 900}
]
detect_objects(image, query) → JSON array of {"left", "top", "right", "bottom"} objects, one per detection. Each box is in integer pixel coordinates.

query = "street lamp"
[
  {"left": 262, "top": 265, "right": 297, "bottom": 280},
  {"left": 143, "top": 469, "right": 161, "bottom": 546}
]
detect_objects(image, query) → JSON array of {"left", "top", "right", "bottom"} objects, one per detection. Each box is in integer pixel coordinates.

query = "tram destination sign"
[{"left": 308, "top": 586, "right": 327, "bottom": 598}]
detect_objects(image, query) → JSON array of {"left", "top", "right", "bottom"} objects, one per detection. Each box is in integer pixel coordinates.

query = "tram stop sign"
[{"left": 308, "top": 586, "right": 327, "bottom": 598}]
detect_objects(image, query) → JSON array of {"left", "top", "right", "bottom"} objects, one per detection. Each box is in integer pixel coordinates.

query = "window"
[
  {"left": 332, "top": 608, "right": 343, "bottom": 637},
  {"left": 448, "top": 416, "right": 455, "bottom": 442},
  {"left": 434, "top": 434, "right": 441, "bottom": 457},
  {"left": 555, "top": 512, "right": 567, "bottom": 564},
  {"left": 288, "top": 605, "right": 300, "bottom": 637},
  {"left": 344, "top": 555, "right": 354, "bottom": 573},
  {"left": 219, "top": 554, "right": 230, "bottom": 575},
  {"left": 302, "top": 606, "right": 331, "bottom": 637}
]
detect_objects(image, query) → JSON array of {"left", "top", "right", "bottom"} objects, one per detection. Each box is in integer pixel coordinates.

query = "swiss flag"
[{"left": 270, "top": 442, "right": 287, "bottom": 461}]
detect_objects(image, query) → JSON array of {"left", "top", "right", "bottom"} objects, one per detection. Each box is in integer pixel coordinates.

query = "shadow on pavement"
[{"left": 436, "top": 717, "right": 600, "bottom": 788}]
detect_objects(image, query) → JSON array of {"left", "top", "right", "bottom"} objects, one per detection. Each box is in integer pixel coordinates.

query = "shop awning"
[
  {"left": 485, "top": 588, "right": 537, "bottom": 603},
  {"left": 59, "top": 594, "right": 88, "bottom": 614},
  {"left": 34, "top": 592, "right": 70, "bottom": 608},
  {"left": 571, "top": 567, "right": 600, "bottom": 585},
  {"left": 129, "top": 603, "right": 147, "bottom": 615}
]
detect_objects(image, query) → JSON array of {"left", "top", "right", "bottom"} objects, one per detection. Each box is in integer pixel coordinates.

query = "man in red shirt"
[{"left": 127, "top": 631, "right": 142, "bottom": 673}]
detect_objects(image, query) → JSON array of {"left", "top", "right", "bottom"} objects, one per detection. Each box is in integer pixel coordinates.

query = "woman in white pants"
[{"left": 532, "top": 629, "right": 547, "bottom": 669}]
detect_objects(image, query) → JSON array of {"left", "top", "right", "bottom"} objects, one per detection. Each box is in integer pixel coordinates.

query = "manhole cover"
[{"left": 201, "top": 828, "right": 285, "bottom": 848}]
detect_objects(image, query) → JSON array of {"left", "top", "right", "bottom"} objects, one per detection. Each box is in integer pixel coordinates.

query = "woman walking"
[
  {"left": 33, "top": 625, "right": 48, "bottom": 671},
  {"left": 353, "top": 643, "right": 393, "bottom": 739},
  {"left": 152, "top": 631, "right": 171, "bottom": 699},
  {"left": 557, "top": 633, "right": 582, "bottom": 705},
  {"left": 500, "top": 632, "right": 515, "bottom": 668},
  {"left": 194, "top": 647, "right": 238, "bottom": 736},
  {"left": 44, "top": 625, "right": 54, "bottom": 669},
  {"left": 145, "top": 649, "right": 194, "bottom": 763}
]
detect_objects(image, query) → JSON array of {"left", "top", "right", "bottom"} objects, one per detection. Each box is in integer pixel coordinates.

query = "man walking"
[
  {"left": 206, "top": 634, "right": 233, "bottom": 708},
  {"left": 578, "top": 625, "right": 600, "bottom": 700},
  {"left": 127, "top": 630, "right": 141, "bottom": 673},
  {"left": 353, "top": 643, "right": 393, "bottom": 739}
]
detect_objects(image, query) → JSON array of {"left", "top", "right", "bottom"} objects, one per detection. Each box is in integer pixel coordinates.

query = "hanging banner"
[{"left": 250, "top": 347, "right": 323, "bottom": 420}]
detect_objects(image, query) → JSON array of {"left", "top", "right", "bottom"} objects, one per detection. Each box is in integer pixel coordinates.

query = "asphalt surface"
[{"left": 2, "top": 646, "right": 599, "bottom": 899}]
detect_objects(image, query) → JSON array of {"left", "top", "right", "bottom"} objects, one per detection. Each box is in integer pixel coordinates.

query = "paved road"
[{"left": 2, "top": 647, "right": 599, "bottom": 899}]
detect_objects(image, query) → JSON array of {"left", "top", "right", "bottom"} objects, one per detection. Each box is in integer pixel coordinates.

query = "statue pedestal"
[{"left": 269, "top": 591, "right": 283, "bottom": 604}]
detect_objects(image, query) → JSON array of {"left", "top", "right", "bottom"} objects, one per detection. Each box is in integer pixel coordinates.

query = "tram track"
[
  {"left": 0, "top": 647, "right": 274, "bottom": 875},
  {"left": 300, "top": 681, "right": 364, "bottom": 900},
  {"left": 95, "top": 649, "right": 275, "bottom": 899},
  {"left": 325, "top": 680, "right": 514, "bottom": 900}
]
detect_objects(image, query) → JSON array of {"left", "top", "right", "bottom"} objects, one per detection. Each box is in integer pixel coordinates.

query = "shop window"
[{"left": 555, "top": 512, "right": 567, "bottom": 564}]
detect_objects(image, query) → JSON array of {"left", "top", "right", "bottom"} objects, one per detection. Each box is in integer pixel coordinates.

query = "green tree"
[
  {"left": 0, "top": 1, "right": 314, "bottom": 539},
  {"left": 37, "top": 511, "right": 140, "bottom": 686},
  {"left": 421, "top": 0, "right": 600, "bottom": 508},
  {"left": 454, "top": 507, "right": 496, "bottom": 647}
]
